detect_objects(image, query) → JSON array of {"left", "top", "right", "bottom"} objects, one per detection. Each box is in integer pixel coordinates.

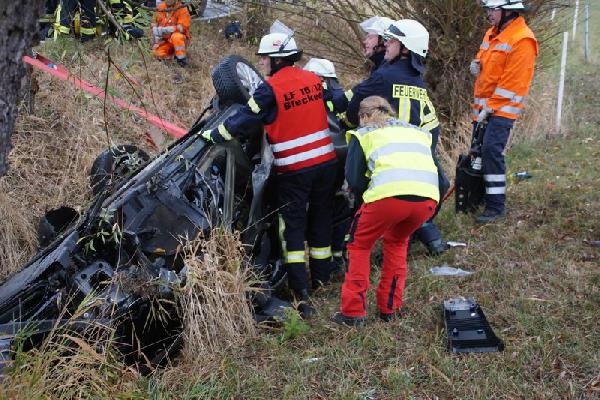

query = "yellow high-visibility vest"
[{"left": 350, "top": 119, "right": 439, "bottom": 204}]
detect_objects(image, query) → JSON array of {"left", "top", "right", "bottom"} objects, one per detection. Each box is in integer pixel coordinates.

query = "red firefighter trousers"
[{"left": 341, "top": 197, "right": 436, "bottom": 317}]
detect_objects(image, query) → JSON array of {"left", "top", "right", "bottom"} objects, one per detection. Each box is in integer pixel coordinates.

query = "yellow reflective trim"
[
  {"left": 80, "top": 26, "right": 96, "bottom": 36},
  {"left": 247, "top": 97, "right": 261, "bottom": 114},
  {"left": 217, "top": 124, "right": 232, "bottom": 141},
  {"left": 326, "top": 101, "right": 334, "bottom": 112},
  {"left": 286, "top": 251, "right": 305, "bottom": 264},
  {"left": 332, "top": 251, "right": 343, "bottom": 258},
  {"left": 309, "top": 246, "right": 332, "bottom": 260}
]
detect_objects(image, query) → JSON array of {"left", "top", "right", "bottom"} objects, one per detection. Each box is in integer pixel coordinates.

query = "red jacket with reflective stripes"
[
  {"left": 265, "top": 66, "right": 336, "bottom": 173},
  {"left": 472, "top": 16, "right": 539, "bottom": 121}
]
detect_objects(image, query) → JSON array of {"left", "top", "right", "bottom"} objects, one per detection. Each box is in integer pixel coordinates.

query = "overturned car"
[{"left": 0, "top": 55, "right": 349, "bottom": 370}]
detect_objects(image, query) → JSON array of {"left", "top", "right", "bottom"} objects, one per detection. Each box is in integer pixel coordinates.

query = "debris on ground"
[{"left": 430, "top": 264, "right": 474, "bottom": 276}]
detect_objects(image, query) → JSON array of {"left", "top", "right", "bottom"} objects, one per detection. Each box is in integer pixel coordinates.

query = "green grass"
[
  {"left": 4, "top": 2, "right": 599, "bottom": 399},
  {"left": 145, "top": 3, "right": 600, "bottom": 399}
]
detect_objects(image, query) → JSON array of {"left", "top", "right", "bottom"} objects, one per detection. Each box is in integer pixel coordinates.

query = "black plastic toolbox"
[{"left": 443, "top": 298, "right": 504, "bottom": 353}]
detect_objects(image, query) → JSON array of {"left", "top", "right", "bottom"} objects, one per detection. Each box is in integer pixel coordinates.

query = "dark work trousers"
[
  {"left": 60, "top": 0, "right": 96, "bottom": 36},
  {"left": 472, "top": 116, "right": 514, "bottom": 213},
  {"left": 412, "top": 128, "right": 448, "bottom": 246},
  {"left": 331, "top": 192, "right": 353, "bottom": 257},
  {"left": 277, "top": 162, "right": 337, "bottom": 292}
]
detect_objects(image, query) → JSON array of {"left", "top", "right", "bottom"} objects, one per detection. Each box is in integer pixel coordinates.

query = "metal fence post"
[
  {"left": 556, "top": 32, "right": 569, "bottom": 135},
  {"left": 584, "top": 4, "right": 590, "bottom": 63},
  {"left": 573, "top": 0, "right": 580, "bottom": 40}
]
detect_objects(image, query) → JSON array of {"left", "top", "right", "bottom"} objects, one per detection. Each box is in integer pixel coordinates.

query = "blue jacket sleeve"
[
  {"left": 346, "top": 74, "right": 386, "bottom": 126},
  {"left": 345, "top": 136, "right": 369, "bottom": 199},
  {"left": 208, "top": 82, "right": 277, "bottom": 143}
]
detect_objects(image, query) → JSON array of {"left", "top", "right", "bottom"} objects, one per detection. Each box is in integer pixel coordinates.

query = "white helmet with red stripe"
[{"left": 481, "top": 0, "right": 526, "bottom": 10}]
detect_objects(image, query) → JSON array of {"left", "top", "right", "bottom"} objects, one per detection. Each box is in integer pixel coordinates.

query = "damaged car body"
[{"left": 0, "top": 55, "right": 349, "bottom": 370}]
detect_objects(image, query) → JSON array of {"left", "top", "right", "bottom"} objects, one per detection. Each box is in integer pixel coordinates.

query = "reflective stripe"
[
  {"left": 58, "top": 25, "right": 70, "bottom": 34},
  {"left": 481, "top": 41, "right": 490, "bottom": 49},
  {"left": 285, "top": 251, "right": 305, "bottom": 263},
  {"left": 217, "top": 124, "right": 232, "bottom": 141},
  {"left": 498, "top": 105, "right": 523, "bottom": 115},
  {"left": 271, "top": 129, "right": 330, "bottom": 153},
  {"left": 371, "top": 169, "right": 439, "bottom": 189},
  {"left": 344, "top": 234, "right": 350, "bottom": 242},
  {"left": 398, "top": 97, "right": 410, "bottom": 123},
  {"left": 278, "top": 214, "right": 287, "bottom": 258},
  {"left": 494, "top": 87, "right": 524, "bottom": 103},
  {"left": 326, "top": 101, "right": 334, "bottom": 112},
  {"left": 421, "top": 120, "right": 439, "bottom": 132},
  {"left": 273, "top": 143, "right": 335, "bottom": 167},
  {"left": 486, "top": 186, "right": 506, "bottom": 195},
  {"left": 248, "top": 97, "right": 261, "bottom": 114},
  {"left": 174, "top": 46, "right": 185, "bottom": 51},
  {"left": 80, "top": 27, "right": 96, "bottom": 36},
  {"left": 368, "top": 143, "right": 431, "bottom": 171},
  {"left": 177, "top": 24, "right": 184, "bottom": 33},
  {"left": 309, "top": 246, "right": 332, "bottom": 260},
  {"left": 163, "top": 26, "right": 175, "bottom": 33},
  {"left": 175, "top": 54, "right": 186, "bottom": 60},
  {"left": 332, "top": 251, "right": 343, "bottom": 258},
  {"left": 484, "top": 174, "right": 505, "bottom": 182},
  {"left": 494, "top": 43, "right": 512, "bottom": 52},
  {"left": 474, "top": 97, "right": 488, "bottom": 106},
  {"left": 345, "top": 89, "right": 353, "bottom": 101}
]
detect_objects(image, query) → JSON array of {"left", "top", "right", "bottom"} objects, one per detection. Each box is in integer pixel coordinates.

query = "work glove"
[
  {"left": 199, "top": 130, "right": 215, "bottom": 143},
  {"left": 476, "top": 108, "right": 491, "bottom": 123},
  {"left": 469, "top": 59, "right": 481, "bottom": 77}
]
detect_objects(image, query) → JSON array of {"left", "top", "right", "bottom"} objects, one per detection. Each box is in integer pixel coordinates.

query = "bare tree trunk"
[{"left": 0, "top": 0, "right": 44, "bottom": 178}]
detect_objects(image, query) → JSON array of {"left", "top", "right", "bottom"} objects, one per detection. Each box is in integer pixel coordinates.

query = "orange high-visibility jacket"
[
  {"left": 154, "top": 2, "right": 191, "bottom": 39},
  {"left": 472, "top": 16, "right": 539, "bottom": 121}
]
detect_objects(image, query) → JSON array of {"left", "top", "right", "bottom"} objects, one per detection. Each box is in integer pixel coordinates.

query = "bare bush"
[{"left": 242, "top": 0, "right": 571, "bottom": 167}]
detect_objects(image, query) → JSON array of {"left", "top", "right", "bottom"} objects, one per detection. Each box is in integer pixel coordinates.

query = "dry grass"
[{"left": 0, "top": 301, "right": 144, "bottom": 399}]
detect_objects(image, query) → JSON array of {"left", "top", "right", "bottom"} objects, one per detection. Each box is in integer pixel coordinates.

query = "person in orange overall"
[
  {"left": 151, "top": 0, "right": 191, "bottom": 67},
  {"left": 469, "top": 0, "right": 538, "bottom": 223}
]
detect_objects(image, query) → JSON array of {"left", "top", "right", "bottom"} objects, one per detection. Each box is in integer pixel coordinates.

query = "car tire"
[
  {"left": 211, "top": 55, "right": 264, "bottom": 107},
  {"left": 90, "top": 145, "right": 149, "bottom": 196}
]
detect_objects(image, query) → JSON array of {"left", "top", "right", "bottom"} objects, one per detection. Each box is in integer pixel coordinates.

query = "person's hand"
[
  {"left": 477, "top": 108, "right": 490, "bottom": 123},
  {"left": 469, "top": 59, "right": 481, "bottom": 77}
]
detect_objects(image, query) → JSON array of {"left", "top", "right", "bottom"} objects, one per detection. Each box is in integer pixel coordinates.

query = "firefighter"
[
  {"left": 343, "top": 19, "right": 449, "bottom": 256},
  {"left": 304, "top": 58, "right": 352, "bottom": 275},
  {"left": 55, "top": 0, "right": 97, "bottom": 42},
  {"left": 152, "top": 0, "right": 191, "bottom": 67},
  {"left": 107, "top": 0, "right": 144, "bottom": 39},
  {"left": 334, "top": 96, "right": 438, "bottom": 326},
  {"left": 360, "top": 16, "right": 393, "bottom": 75},
  {"left": 201, "top": 33, "right": 338, "bottom": 318},
  {"left": 470, "top": 0, "right": 538, "bottom": 223},
  {"left": 40, "top": 0, "right": 59, "bottom": 40}
]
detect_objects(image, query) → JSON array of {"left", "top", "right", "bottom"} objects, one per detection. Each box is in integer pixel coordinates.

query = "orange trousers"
[{"left": 153, "top": 32, "right": 187, "bottom": 60}]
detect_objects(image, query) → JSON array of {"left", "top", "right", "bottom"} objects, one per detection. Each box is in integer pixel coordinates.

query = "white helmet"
[
  {"left": 481, "top": 0, "right": 525, "bottom": 10},
  {"left": 360, "top": 16, "right": 393, "bottom": 37},
  {"left": 303, "top": 58, "right": 337, "bottom": 78},
  {"left": 384, "top": 19, "right": 429, "bottom": 58},
  {"left": 256, "top": 32, "right": 301, "bottom": 57}
]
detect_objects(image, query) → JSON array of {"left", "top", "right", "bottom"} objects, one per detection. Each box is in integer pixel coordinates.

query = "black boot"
[
  {"left": 176, "top": 57, "right": 188, "bottom": 68},
  {"left": 294, "top": 289, "right": 315, "bottom": 319},
  {"left": 426, "top": 239, "right": 449, "bottom": 256}
]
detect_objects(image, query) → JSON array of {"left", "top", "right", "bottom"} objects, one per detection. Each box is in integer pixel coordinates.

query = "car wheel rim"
[{"left": 236, "top": 62, "right": 263, "bottom": 96}]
